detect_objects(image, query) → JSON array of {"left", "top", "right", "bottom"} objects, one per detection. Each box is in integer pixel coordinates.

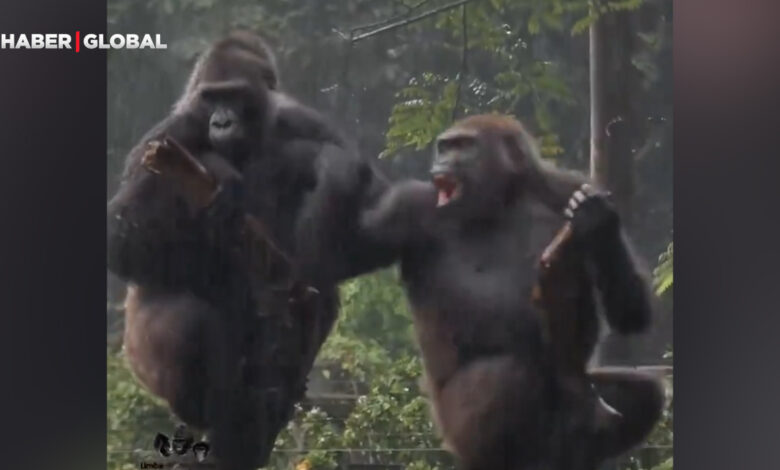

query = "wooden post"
[{"left": 589, "top": 1, "right": 646, "bottom": 365}]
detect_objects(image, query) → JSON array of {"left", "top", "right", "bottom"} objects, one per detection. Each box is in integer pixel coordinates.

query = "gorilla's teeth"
[{"left": 437, "top": 190, "right": 451, "bottom": 207}]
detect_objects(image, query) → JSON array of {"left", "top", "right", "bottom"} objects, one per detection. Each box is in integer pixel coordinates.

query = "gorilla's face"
[
  {"left": 431, "top": 125, "right": 518, "bottom": 215},
  {"left": 196, "top": 79, "right": 271, "bottom": 168}
]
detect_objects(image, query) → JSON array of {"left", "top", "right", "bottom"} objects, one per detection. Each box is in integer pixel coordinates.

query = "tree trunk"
[
  {"left": 589, "top": 2, "right": 644, "bottom": 365},
  {"left": 589, "top": 8, "right": 607, "bottom": 188},
  {"left": 590, "top": 7, "right": 640, "bottom": 224}
]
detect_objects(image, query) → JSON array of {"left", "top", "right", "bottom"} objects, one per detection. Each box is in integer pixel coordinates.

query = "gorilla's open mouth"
[{"left": 433, "top": 173, "right": 462, "bottom": 207}]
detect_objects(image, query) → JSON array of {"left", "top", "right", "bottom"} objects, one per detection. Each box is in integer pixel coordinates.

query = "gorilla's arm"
[
  {"left": 107, "top": 176, "right": 246, "bottom": 293},
  {"left": 360, "top": 179, "right": 436, "bottom": 248},
  {"left": 294, "top": 144, "right": 402, "bottom": 287},
  {"left": 590, "top": 228, "right": 653, "bottom": 333},
  {"left": 538, "top": 165, "right": 653, "bottom": 334},
  {"left": 107, "top": 115, "right": 243, "bottom": 292},
  {"left": 109, "top": 174, "right": 201, "bottom": 288}
]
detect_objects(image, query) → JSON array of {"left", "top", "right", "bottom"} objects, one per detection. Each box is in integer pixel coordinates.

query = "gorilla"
[
  {"left": 361, "top": 114, "right": 665, "bottom": 470},
  {"left": 107, "top": 31, "right": 392, "bottom": 470}
]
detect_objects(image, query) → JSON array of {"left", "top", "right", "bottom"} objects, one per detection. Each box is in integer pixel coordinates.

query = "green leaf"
[
  {"left": 653, "top": 242, "right": 674, "bottom": 296},
  {"left": 384, "top": 75, "right": 458, "bottom": 158},
  {"left": 571, "top": 13, "right": 596, "bottom": 35},
  {"left": 528, "top": 14, "right": 541, "bottom": 35}
]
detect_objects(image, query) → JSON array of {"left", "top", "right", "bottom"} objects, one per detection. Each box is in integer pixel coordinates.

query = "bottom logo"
[{"left": 152, "top": 424, "right": 210, "bottom": 463}]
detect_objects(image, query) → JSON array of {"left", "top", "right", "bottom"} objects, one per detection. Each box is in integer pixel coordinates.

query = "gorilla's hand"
[
  {"left": 563, "top": 183, "right": 620, "bottom": 242},
  {"left": 316, "top": 143, "right": 373, "bottom": 198}
]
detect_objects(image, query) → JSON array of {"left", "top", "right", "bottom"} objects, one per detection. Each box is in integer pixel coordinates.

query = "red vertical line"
[{"left": 75, "top": 31, "right": 80, "bottom": 52}]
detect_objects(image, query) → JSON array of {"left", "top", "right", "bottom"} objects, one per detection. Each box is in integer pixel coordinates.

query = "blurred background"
[{"left": 106, "top": 1, "right": 673, "bottom": 469}]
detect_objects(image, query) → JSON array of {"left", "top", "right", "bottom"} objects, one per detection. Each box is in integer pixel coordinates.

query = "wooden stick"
[
  {"left": 141, "top": 136, "right": 297, "bottom": 274},
  {"left": 141, "top": 137, "right": 321, "bottom": 303},
  {"left": 142, "top": 137, "right": 219, "bottom": 209},
  {"left": 539, "top": 221, "right": 573, "bottom": 269},
  {"left": 533, "top": 219, "right": 584, "bottom": 374}
]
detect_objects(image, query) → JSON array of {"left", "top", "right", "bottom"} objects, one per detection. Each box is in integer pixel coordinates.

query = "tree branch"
[
  {"left": 334, "top": 0, "right": 431, "bottom": 39},
  {"left": 351, "top": 0, "right": 473, "bottom": 43},
  {"left": 451, "top": 4, "right": 469, "bottom": 122}
]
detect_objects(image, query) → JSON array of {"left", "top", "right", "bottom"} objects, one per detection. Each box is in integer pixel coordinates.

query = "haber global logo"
[{"left": 0, "top": 33, "right": 167, "bottom": 51}]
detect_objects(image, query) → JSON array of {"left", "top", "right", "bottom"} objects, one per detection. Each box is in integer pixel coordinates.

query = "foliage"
[
  {"left": 653, "top": 241, "right": 673, "bottom": 296},
  {"left": 384, "top": 74, "right": 460, "bottom": 158},
  {"left": 649, "top": 457, "right": 673, "bottom": 470},
  {"left": 104, "top": 271, "right": 444, "bottom": 470},
  {"left": 383, "top": 0, "right": 580, "bottom": 160},
  {"left": 107, "top": 349, "right": 177, "bottom": 470},
  {"left": 269, "top": 270, "right": 450, "bottom": 469},
  {"left": 617, "top": 369, "right": 673, "bottom": 470},
  {"left": 570, "top": 0, "right": 645, "bottom": 36},
  {"left": 623, "top": 242, "right": 674, "bottom": 470}
]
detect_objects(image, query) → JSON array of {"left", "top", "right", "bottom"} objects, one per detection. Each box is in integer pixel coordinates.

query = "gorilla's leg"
[
  {"left": 123, "top": 287, "right": 222, "bottom": 428},
  {"left": 589, "top": 368, "right": 666, "bottom": 461},
  {"left": 203, "top": 306, "right": 264, "bottom": 470},
  {"left": 210, "top": 380, "right": 269, "bottom": 470},
  {"left": 123, "top": 286, "right": 264, "bottom": 470},
  {"left": 431, "top": 356, "right": 549, "bottom": 470}
]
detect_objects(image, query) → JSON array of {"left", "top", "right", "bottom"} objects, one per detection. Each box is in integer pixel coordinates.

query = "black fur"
[
  {"left": 107, "top": 31, "right": 393, "bottom": 470},
  {"left": 362, "top": 115, "right": 663, "bottom": 470}
]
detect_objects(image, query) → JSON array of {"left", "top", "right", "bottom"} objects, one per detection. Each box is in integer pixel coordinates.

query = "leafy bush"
[{"left": 107, "top": 349, "right": 177, "bottom": 470}]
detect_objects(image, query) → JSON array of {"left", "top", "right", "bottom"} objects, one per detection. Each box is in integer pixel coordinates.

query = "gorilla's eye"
[
  {"left": 199, "top": 81, "right": 255, "bottom": 105},
  {"left": 199, "top": 87, "right": 224, "bottom": 104},
  {"left": 243, "top": 103, "right": 260, "bottom": 122},
  {"left": 437, "top": 136, "right": 475, "bottom": 153}
]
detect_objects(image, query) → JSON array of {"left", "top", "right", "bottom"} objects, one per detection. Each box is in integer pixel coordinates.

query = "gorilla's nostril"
[
  {"left": 210, "top": 108, "right": 236, "bottom": 130},
  {"left": 211, "top": 117, "right": 233, "bottom": 129}
]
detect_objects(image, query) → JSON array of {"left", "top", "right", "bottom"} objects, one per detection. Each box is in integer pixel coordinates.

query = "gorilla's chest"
[
  {"left": 239, "top": 157, "right": 312, "bottom": 289},
  {"left": 244, "top": 159, "right": 307, "bottom": 241},
  {"left": 408, "top": 225, "right": 529, "bottom": 310},
  {"left": 403, "top": 203, "right": 563, "bottom": 331}
]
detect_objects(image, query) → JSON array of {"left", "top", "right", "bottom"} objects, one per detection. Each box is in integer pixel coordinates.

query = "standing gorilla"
[
  {"left": 107, "top": 32, "right": 393, "bottom": 470},
  {"left": 362, "top": 115, "right": 665, "bottom": 470}
]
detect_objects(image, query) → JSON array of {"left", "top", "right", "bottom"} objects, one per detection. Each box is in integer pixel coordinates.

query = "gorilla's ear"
[{"left": 500, "top": 133, "right": 530, "bottom": 176}]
